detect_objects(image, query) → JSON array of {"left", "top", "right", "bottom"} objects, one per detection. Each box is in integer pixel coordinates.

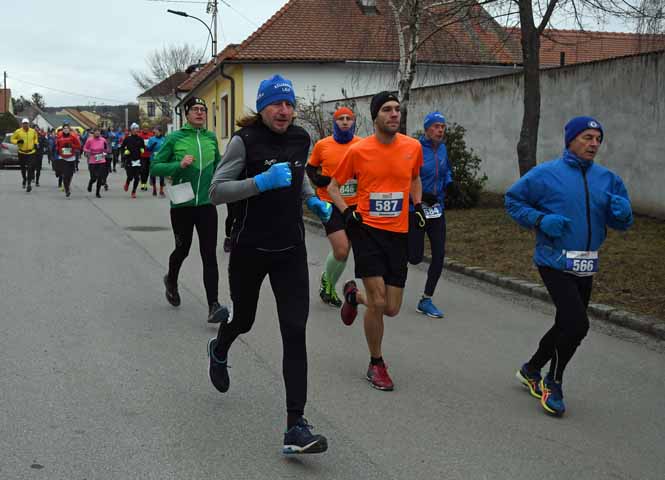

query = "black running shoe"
[
  {"left": 207, "top": 338, "right": 229, "bottom": 393},
  {"left": 283, "top": 418, "right": 328, "bottom": 454},
  {"left": 163, "top": 275, "right": 181, "bottom": 307},
  {"left": 208, "top": 302, "right": 230, "bottom": 324},
  {"left": 26, "top": 184, "right": 32, "bottom": 193}
]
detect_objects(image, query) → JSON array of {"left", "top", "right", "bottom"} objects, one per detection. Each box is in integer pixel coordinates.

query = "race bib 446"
[{"left": 369, "top": 192, "right": 403, "bottom": 217}]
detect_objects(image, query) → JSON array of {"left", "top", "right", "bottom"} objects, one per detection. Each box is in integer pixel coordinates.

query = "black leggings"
[
  {"left": 140, "top": 158, "right": 150, "bottom": 184},
  {"left": 125, "top": 165, "right": 141, "bottom": 193},
  {"left": 18, "top": 152, "right": 36, "bottom": 185},
  {"left": 214, "top": 243, "right": 309, "bottom": 417},
  {"left": 88, "top": 164, "right": 107, "bottom": 194},
  {"left": 62, "top": 161, "right": 76, "bottom": 193},
  {"left": 408, "top": 211, "right": 446, "bottom": 296},
  {"left": 528, "top": 267, "right": 593, "bottom": 382},
  {"left": 150, "top": 175, "right": 165, "bottom": 187},
  {"left": 167, "top": 204, "right": 219, "bottom": 306}
]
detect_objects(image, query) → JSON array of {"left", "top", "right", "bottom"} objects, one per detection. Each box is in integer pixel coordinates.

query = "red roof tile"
[
  {"left": 177, "top": 45, "right": 238, "bottom": 92},
  {"left": 508, "top": 28, "right": 665, "bottom": 66},
  {"left": 139, "top": 72, "right": 189, "bottom": 97},
  {"left": 227, "top": 0, "right": 519, "bottom": 65}
]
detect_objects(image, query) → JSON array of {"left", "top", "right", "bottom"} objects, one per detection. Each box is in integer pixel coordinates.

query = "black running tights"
[
  {"left": 62, "top": 161, "right": 76, "bottom": 193},
  {"left": 214, "top": 243, "right": 309, "bottom": 417},
  {"left": 528, "top": 267, "right": 593, "bottom": 382},
  {"left": 125, "top": 165, "right": 141, "bottom": 193},
  {"left": 408, "top": 211, "right": 446, "bottom": 297},
  {"left": 167, "top": 204, "right": 219, "bottom": 306}
]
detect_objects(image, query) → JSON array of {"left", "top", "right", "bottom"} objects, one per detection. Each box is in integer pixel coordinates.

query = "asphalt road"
[{"left": 1, "top": 165, "right": 664, "bottom": 480}]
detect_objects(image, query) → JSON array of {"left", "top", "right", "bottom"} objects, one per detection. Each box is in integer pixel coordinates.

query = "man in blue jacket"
[
  {"left": 505, "top": 116, "right": 633, "bottom": 417},
  {"left": 408, "top": 111, "right": 453, "bottom": 318}
]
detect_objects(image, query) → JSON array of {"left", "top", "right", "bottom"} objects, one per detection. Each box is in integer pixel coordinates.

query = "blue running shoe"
[
  {"left": 416, "top": 297, "right": 444, "bottom": 318},
  {"left": 540, "top": 375, "right": 565, "bottom": 417},
  {"left": 516, "top": 363, "right": 542, "bottom": 399},
  {"left": 283, "top": 418, "right": 328, "bottom": 454},
  {"left": 207, "top": 338, "right": 229, "bottom": 393}
]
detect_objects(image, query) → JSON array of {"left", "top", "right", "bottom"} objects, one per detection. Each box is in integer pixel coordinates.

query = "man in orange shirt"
[
  {"left": 306, "top": 107, "right": 362, "bottom": 307},
  {"left": 328, "top": 92, "right": 426, "bottom": 391}
]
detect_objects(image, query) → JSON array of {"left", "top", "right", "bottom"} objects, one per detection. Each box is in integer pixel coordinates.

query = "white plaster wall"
[
  {"left": 241, "top": 62, "right": 517, "bottom": 115},
  {"left": 323, "top": 52, "right": 665, "bottom": 217}
]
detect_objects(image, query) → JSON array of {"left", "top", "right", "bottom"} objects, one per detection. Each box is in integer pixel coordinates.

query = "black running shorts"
[
  {"left": 346, "top": 223, "right": 408, "bottom": 288},
  {"left": 323, "top": 205, "right": 346, "bottom": 236}
]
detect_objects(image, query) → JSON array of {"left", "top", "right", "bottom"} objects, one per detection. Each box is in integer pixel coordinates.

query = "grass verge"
[{"left": 445, "top": 193, "right": 665, "bottom": 321}]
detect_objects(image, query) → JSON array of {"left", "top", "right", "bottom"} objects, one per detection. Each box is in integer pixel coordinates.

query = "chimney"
[{"left": 357, "top": 0, "right": 378, "bottom": 15}]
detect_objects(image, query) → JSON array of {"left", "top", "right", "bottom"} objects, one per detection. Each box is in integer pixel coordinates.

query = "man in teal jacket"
[{"left": 151, "top": 97, "right": 229, "bottom": 324}]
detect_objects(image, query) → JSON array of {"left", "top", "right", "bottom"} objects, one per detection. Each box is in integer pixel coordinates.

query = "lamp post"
[{"left": 167, "top": 9, "right": 216, "bottom": 62}]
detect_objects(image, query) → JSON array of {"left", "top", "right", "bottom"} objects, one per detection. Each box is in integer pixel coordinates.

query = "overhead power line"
[
  {"left": 219, "top": 0, "right": 260, "bottom": 27},
  {"left": 8, "top": 75, "right": 130, "bottom": 104}
]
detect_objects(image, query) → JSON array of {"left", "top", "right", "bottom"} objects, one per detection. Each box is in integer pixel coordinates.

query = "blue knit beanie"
[
  {"left": 256, "top": 74, "right": 296, "bottom": 113},
  {"left": 564, "top": 116, "right": 603, "bottom": 147},
  {"left": 424, "top": 111, "right": 446, "bottom": 130}
]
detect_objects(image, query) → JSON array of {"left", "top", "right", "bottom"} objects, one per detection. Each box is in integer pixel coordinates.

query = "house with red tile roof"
[
  {"left": 175, "top": 0, "right": 665, "bottom": 145},
  {"left": 175, "top": 0, "right": 523, "bottom": 145}
]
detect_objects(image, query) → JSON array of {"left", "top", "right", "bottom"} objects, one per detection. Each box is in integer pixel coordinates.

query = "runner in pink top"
[{"left": 83, "top": 128, "right": 110, "bottom": 198}]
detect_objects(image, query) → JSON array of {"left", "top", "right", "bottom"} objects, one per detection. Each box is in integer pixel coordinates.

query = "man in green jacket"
[{"left": 151, "top": 97, "right": 229, "bottom": 324}]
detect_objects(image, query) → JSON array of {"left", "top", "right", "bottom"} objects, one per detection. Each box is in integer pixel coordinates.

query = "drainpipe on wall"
[{"left": 219, "top": 61, "right": 236, "bottom": 135}]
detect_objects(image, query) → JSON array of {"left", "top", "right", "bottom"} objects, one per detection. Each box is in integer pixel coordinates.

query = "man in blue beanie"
[
  {"left": 207, "top": 74, "right": 330, "bottom": 454},
  {"left": 408, "top": 111, "right": 453, "bottom": 318},
  {"left": 505, "top": 116, "right": 633, "bottom": 417}
]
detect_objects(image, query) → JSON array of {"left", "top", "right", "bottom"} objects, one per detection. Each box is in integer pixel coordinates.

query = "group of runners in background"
[{"left": 9, "top": 119, "right": 166, "bottom": 198}]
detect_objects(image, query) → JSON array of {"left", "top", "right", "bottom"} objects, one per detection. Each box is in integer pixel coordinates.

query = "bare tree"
[
  {"left": 131, "top": 44, "right": 204, "bottom": 92},
  {"left": 386, "top": 0, "right": 511, "bottom": 132},
  {"left": 506, "top": 0, "right": 665, "bottom": 175},
  {"left": 31, "top": 93, "right": 46, "bottom": 110}
]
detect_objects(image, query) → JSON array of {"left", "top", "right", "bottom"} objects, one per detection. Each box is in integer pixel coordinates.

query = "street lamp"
[{"left": 167, "top": 9, "right": 216, "bottom": 60}]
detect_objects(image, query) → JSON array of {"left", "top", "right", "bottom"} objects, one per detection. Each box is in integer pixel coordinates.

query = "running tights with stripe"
[
  {"left": 214, "top": 243, "right": 309, "bottom": 417},
  {"left": 167, "top": 204, "right": 219, "bottom": 306},
  {"left": 528, "top": 267, "right": 592, "bottom": 382}
]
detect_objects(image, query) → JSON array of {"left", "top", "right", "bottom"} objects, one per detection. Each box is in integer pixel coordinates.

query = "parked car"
[{"left": 0, "top": 133, "right": 20, "bottom": 168}]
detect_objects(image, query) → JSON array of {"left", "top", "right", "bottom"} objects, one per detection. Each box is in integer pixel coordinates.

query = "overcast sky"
[
  {"left": 3, "top": 0, "right": 634, "bottom": 108},
  {"left": 2, "top": 0, "right": 289, "bottom": 107}
]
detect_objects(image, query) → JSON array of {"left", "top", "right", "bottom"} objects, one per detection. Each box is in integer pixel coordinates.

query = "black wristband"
[{"left": 535, "top": 214, "right": 544, "bottom": 228}]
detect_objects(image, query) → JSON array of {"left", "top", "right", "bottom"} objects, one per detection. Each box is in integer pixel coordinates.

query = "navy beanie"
[
  {"left": 424, "top": 111, "right": 446, "bottom": 130},
  {"left": 370, "top": 91, "right": 400, "bottom": 120},
  {"left": 564, "top": 116, "right": 604, "bottom": 147},
  {"left": 256, "top": 74, "right": 296, "bottom": 112}
]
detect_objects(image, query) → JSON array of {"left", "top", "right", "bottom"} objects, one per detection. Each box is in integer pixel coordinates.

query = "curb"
[{"left": 303, "top": 216, "right": 665, "bottom": 341}]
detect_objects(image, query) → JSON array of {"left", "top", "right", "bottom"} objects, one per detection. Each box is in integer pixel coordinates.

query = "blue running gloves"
[
  {"left": 255, "top": 162, "right": 292, "bottom": 192},
  {"left": 306, "top": 196, "right": 333, "bottom": 223},
  {"left": 607, "top": 192, "right": 632, "bottom": 221},
  {"left": 539, "top": 214, "right": 571, "bottom": 238}
]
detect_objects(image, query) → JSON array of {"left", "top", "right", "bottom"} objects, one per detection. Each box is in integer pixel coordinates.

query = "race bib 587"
[{"left": 369, "top": 192, "right": 403, "bottom": 217}]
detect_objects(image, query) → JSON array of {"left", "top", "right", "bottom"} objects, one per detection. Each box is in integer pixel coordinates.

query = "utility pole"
[
  {"left": 3, "top": 71, "right": 7, "bottom": 112},
  {"left": 207, "top": 0, "right": 218, "bottom": 63}
]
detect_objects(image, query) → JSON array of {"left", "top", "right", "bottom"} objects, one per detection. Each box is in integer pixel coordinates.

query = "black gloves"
[
  {"left": 422, "top": 192, "right": 438, "bottom": 205},
  {"left": 414, "top": 203, "right": 426, "bottom": 229},
  {"left": 305, "top": 164, "right": 331, "bottom": 188},
  {"left": 342, "top": 206, "right": 363, "bottom": 227}
]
